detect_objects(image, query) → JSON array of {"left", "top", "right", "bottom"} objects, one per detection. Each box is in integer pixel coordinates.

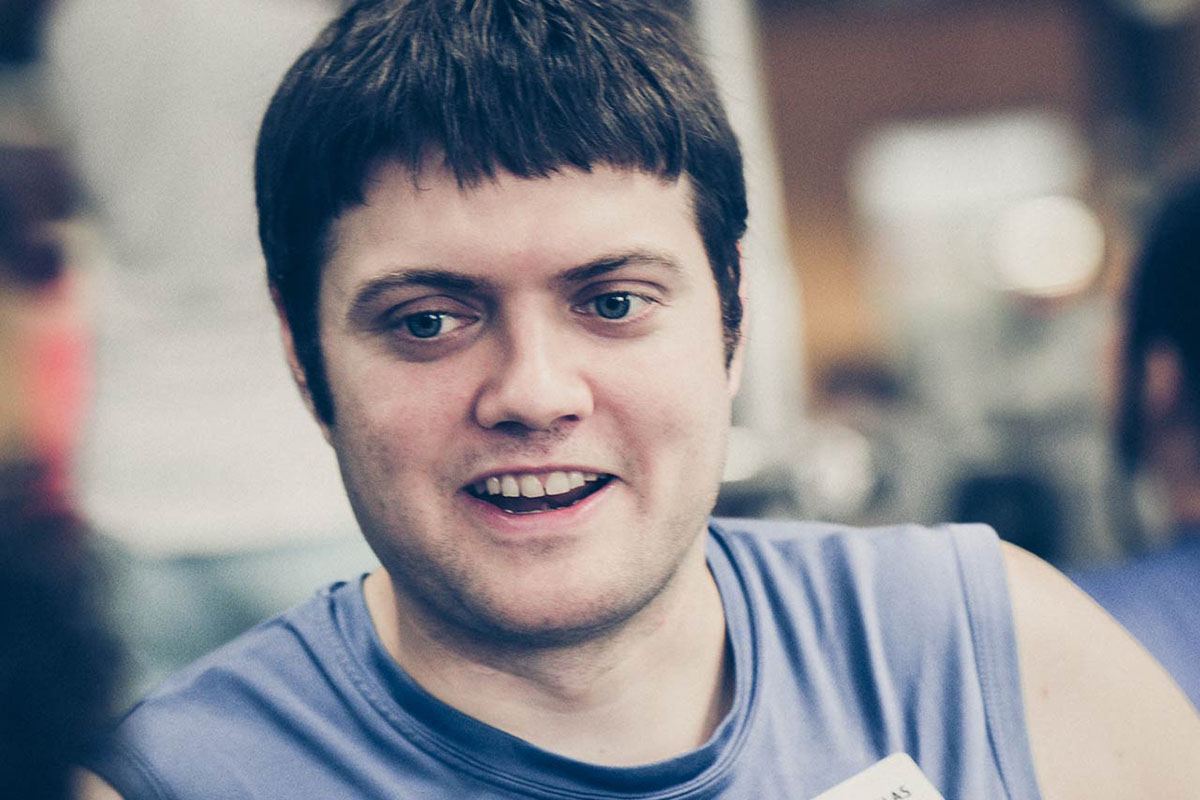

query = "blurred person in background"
[
  {"left": 1070, "top": 174, "right": 1200, "bottom": 709},
  {"left": 43, "top": 0, "right": 373, "bottom": 697},
  {"left": 0, "top": 61, "right": 118, "bottom": 798},
  {"left": 0, "top": 0, "right": 91, "bottom": 496},
  {"left": 76, "top": 2, "right": 1200, "bottom": 799},
  {"left": 0, "top": 144, "right": 90, "bottom": 499}
]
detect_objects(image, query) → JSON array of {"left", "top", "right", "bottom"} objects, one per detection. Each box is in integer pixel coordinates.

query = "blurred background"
[{"left": 2, "top": 0, "right": 1199, "bottom": 705}]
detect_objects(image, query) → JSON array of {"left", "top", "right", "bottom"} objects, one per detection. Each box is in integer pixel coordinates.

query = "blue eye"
[
  {"left": 404, "top": 311, "right": 445, "bottom": 338},
  {"left": 592, "top": 293, "right": 633, "bottom": 320}
]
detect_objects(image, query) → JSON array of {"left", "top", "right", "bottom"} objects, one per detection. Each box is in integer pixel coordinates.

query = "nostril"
[
  {"left": 483, "top": 418, "right": 581, "bottom": 438},
  {"left": 472, "top": 354, "right": 594, "bottom": 431},
  {"left": 490, "top": 420, "right": 535, "bottom": 435}
]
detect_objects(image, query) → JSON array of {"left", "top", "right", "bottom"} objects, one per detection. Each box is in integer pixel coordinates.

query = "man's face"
[{"left": 313, "top": 161, "right": 739, "bottom": 646}]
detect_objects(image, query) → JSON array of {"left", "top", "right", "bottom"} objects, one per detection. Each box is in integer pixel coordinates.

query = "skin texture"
[
  {"left": 317, "top": 163, "right": 735, "bottom": 639},
  {"left": 314, "top": 163, "right": 738, "bottom": 763}
]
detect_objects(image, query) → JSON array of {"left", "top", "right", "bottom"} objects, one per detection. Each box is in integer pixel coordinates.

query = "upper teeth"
[{"left": 475, "top": 471, "right": 598, "bottom": 498}]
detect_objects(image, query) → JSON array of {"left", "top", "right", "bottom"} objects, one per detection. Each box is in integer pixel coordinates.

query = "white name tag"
[{"left": 811, "top": 753, "right": 947, "bottom": 800}]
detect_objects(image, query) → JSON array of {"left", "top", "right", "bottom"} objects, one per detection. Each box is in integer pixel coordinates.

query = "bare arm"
[
  {"left": 73, "top": 769, "right": 124, "bottom": 800},
  {"left": 1004, "top": 542, "right": 1200, "bottom": 798}
]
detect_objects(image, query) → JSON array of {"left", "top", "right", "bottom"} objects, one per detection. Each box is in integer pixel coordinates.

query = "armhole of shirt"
[{"left": 948, "top": 523, "right": 1045, "bottom": 800}]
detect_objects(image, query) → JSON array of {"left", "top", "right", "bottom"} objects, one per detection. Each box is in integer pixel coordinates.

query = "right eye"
[
  {"left": 403, "top": 311, "right": 450, "bottom": 339},
  {"left": 392, "top": 309, "right": 476, "bottom": 340}
]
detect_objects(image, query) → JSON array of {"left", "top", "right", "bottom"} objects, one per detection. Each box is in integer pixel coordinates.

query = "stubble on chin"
[{"left": 373, "top": 518, "right": 708, "bottom": 657}]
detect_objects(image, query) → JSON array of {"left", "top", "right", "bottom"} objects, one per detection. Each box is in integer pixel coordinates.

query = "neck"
[{"left": 363, "top": 539, "right": 732, "bottom": 766}]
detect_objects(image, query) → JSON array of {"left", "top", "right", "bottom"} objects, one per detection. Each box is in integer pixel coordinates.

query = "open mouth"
[{"left": 465, "top": 471, "right": 613, "bottom": 514}]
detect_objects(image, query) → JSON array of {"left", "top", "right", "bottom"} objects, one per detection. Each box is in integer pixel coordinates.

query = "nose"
[{"left": 472, "top": 315, "right": 594, "bottom": 432}]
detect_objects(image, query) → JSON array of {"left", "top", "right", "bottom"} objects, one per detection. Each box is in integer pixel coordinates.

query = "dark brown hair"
[{"left": 256, "top": 0, "right": 746, "bottom": 423}]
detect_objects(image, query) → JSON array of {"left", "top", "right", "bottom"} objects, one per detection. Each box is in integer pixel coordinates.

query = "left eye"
[
  {"left": 399, "top": 311, "right": 469, "bottom": 339},
  {"left": 582, "top": 292, "right": 649, "bottom": 320}
]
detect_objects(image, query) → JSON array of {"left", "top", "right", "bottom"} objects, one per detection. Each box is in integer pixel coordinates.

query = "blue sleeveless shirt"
[{"left": 89, "top": 520, "right": 1043, "bottom": 799}]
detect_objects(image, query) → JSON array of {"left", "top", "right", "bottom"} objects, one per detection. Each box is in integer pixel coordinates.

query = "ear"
[
  {"left": 726, "top": 246, "right": 748, "bottom": 398},
  {"left": 273, "top": 288, "right": 333, "bottom": 444}
]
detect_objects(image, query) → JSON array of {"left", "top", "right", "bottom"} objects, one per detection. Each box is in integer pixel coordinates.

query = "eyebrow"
[
  {"left": 346, "top": 269, "right": 492, "bottom": 325},
  {"left": 553, "top": 250, "right": 684, "bottom": 288},
  {"left": 346, "top": 249, "right": 684, "bottom": 322}
]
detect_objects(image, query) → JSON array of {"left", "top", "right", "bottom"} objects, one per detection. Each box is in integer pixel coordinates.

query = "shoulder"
[
  {"left": 712, "top": 517, "right": 1010, "bottom": 680},
  {"left": 89, "top": 583, "right": 357, "bottom": 798},
  {"left": 714, "top": 519, "right": 1046, "bottom": 793},
  {"left": 1002, "top": 543, "right": 1200, "bottom": 798}
]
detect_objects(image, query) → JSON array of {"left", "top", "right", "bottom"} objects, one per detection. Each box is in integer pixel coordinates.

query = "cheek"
[
  {"left": 326, "top": 359, "right": 472, "bottom": 491},
  {"left": 327, "top": 339, "right": 469, "bottom": 428},
  {"left": 607, "top": 356, "right": 730, "bottom": 535},
  {"left": 601, "top": 335, "right": 733, "bottom": 454}
]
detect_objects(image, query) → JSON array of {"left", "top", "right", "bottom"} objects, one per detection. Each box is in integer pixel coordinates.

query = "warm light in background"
[{"left": 987, "top": 194, "right": 1106, "bottom": 299}]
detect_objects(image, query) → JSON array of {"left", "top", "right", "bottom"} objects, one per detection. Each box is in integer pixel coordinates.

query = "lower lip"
[{"left": 459, "top": 479, "right": 615, "bottom": 534}]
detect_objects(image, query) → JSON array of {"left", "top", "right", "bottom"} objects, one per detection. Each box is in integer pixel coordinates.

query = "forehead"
[{"left": 324, "top": 161, "right": 704, "bottom": 288}]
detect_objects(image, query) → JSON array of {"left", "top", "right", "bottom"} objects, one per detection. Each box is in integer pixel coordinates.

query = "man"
[
  {"left": 82, "top": 1, "right": 1200, "bottom": 798},
  {"left": 1069, "top": 174, "right": 1200, "bottom": 709}
]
